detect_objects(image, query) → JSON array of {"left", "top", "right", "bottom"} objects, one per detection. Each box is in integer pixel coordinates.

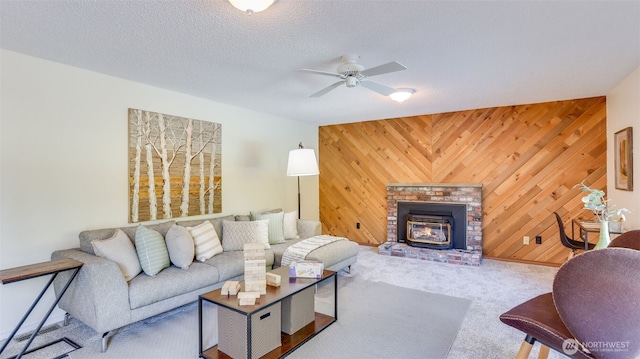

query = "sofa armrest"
[
  {"left": 297, "top": 219, "right": 321, "bottom": 239},
  {"left": 51, "top": 249, "right": 132, "bottom": 333}
]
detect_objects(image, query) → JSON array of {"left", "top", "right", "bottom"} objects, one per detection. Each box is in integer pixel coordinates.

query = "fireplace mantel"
[{"left": 382, "top": 183, "right": 483, "bottom": 265}]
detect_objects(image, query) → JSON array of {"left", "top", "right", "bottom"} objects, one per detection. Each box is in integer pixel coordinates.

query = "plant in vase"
[{"left": 574, "top": 181, "right": 631, "bottom": 249}]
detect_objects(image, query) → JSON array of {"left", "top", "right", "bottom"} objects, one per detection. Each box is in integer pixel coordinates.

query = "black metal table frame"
[
  {"left": 198, "top": 271, "right": 338, "bottom": 359},
  {"left": 0, "top": 265, "right": 82, "bottom": 359},
  {"left": 571, "top": 219, "right": 622, "bottom": 251}
]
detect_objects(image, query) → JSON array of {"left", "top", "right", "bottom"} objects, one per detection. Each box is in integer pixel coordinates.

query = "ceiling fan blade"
[
  {"left": 299, "top": 69, "right": 342, "bottom": 78},
  {"left": 360, "top": 80, "right": 396, "bottom": 96},
  {"left": 360, "top": 61, "right": 407, "bottom": 77},
  {"left": 310, "top": 81, "right": 344, "bottom": 97}
]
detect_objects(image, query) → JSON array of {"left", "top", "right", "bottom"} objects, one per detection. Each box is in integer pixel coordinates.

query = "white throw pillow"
[
  {"left": 165, "top": 224, "right": 195, "bottom": 270},
  {"left": 92, "top": 229, "right": 141, "bottom": 281},
  {"left": 283, "top": 211, "right": 298, "bottom": 239},
  {"left": 135, "top": 226, "right": 170, "bottom": 276},
  {"left": 187, "top": 221, "right": 223, "bottom": 262},
  {"left": 222, "top": 219, "right": 270, "bottom": 251},
  {"left": 250, "top": 210, "right": 286, "bottom": 244}
]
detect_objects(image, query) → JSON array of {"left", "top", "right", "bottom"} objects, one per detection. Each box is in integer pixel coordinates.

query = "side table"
[{"left": 0, "top": 258, "right": 83, "bottom": 359}]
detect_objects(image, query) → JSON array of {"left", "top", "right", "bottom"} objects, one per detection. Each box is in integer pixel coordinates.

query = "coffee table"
[{"left": 198, "top": 266, "right": 337, "bottom": 359}]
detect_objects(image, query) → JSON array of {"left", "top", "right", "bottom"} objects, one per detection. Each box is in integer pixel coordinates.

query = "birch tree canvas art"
[{"left": 128, "top": 108, "right": 222, "bottom": 223}]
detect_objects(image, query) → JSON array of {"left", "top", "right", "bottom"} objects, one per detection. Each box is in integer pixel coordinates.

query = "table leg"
[
  {"left": 334, "top": 273, "right": 338, "bottom": 321},
  {"left": 1, "top": 267, "right": 81, "bottom": 359},
  {"left": 0, "top": 274, "right": 57, "bottom": 355},
  {"left": 17, "top": 267, "right": 80, "bottom": 359},
  {"left": 585, "top": 231, "right": 589, "bottom": 251}
]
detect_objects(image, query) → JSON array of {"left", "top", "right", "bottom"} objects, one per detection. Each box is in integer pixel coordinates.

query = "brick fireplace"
[{"left": 380, "top": 183, "right": 483, "bottom": 265}]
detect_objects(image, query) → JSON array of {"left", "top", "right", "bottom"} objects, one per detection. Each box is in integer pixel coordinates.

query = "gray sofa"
[{"left": 51, "top": 215, "right": 358, "bottom": 352}]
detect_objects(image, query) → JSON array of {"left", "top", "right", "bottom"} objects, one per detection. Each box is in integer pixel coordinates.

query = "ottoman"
[{"left": 270, "top": 237, "right": 359, "bottom": 271}]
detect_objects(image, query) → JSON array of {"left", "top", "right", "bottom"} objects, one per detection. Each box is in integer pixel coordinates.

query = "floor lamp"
[{"left": 287, "top": 142, "right": 319, "bottom": 219}]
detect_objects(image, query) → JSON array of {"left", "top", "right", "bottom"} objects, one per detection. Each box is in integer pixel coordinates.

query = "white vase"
[{"left": 594, "top": 220, "right": 611, "bottom": 250}]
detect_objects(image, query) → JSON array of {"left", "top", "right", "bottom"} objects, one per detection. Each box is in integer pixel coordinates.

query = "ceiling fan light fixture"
[
  {"left": 390, "top": 88, "right": 415, "bottom": 103},
  {"left": 228, "top": 0, "right": 275, "bottom": 14}
]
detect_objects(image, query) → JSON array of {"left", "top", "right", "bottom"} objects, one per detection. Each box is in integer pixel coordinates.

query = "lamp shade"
[
  {"left": 287, "top": 148, "right": 319, "bottom": 176},
  {"left": 228, "top": 0, "right": 275, "bottom": 13}
]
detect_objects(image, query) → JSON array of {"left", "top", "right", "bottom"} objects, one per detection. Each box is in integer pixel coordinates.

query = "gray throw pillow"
[
  {"left": 165, "top": 224, "right": 195, "bottom": 270},
  {"left": 222, "top": 220, "right": 270, "bottom": 251}
]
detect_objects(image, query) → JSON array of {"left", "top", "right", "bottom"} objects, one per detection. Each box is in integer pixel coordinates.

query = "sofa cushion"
[
  {"left": 128, "top": 263, "right": 220, "bottom": 309},
  {"left": 250, "top": 211, "right": 286, "bottom": 244},
  {"left": 91, "top": 229, "right": 141, "bottom": 281},
  {"left": 187, "top": 221, "right": 223, "bottom": 262},
  {"left": 202, "top": 250, "right": 275, "bottom": 282},
  {"left": 79, "top": 220, "right": 176, "bottom": 255},
  {"left": 222, "top": 220, "right": 270, "bottom": 251},
  {"left": 135, "top": 226, "right": 170, "bottom": 277},
  {"left": 165, "top": 224, "right": 195, "bottom": 270}
]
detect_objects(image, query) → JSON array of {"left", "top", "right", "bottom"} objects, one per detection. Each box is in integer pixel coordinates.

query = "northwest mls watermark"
[{"left": 562, "top": 338, "right": 631, "bottom": 355}]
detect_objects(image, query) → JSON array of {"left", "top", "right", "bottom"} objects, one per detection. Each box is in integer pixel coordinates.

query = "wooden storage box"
[
  {"left": 218, "top": 303, "right": 281, "bottom": 358},
  {"left": 281, "top": 286, "right": 315, "bottom": 335}
]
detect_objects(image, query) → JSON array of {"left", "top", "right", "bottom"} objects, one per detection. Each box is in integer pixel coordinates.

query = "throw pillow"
[
  {"left": 165, "top": 224, "right": 195, "bottom": 270},
  {"left": 135, "top": 226, "right": 170, "bottom": 276},
  {"left": 222, "top": 219, "right": 270, "bottom": 251},
  {"left": 250, "top": 210, "right": 286, "bottom": 244},
  {"left": 92, "top": 229, "right": 141, "bottom": 281},
  {"left": 283, "top": 211, "right": 298, "bottom": 239},
  {"left": 187, "top": 221, "right": 223, "bottom": 262}
]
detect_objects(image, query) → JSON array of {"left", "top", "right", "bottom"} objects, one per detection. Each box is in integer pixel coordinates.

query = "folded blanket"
[{"left": 281, "top": 235, "right": 346, "bottom": 267}]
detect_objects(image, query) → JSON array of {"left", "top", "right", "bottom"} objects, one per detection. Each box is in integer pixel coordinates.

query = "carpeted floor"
[
  {"left": 1, "top": 245, "right": 564, "bottom": 359},
  {"left": 288, "top": 276, "right": 470, "bottom": 359}
]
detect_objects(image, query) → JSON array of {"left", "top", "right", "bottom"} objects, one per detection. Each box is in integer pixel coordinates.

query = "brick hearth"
[{"left": 381, "top": 183, "right": 483, "bottom": 266}]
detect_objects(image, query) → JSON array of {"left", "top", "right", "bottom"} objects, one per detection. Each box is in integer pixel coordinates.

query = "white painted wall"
[
  {"left": 607, "top": 66, "right": 640, "bottom": 231},
  {"left": 0, "top": 50, "right": 318, "bottom": 338}
]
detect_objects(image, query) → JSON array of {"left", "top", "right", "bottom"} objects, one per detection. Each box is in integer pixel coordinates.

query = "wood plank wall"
[{"left": 318, "top": 97, "right": 607, "bottom": 265}]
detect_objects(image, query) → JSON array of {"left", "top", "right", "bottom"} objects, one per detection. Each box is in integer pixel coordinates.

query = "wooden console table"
[{"left": 0, "top": 258, "right": 83, "bottom": 359}]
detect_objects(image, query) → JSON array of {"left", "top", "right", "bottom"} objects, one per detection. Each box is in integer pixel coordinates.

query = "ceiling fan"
[{"left": 299, "top": 54, "right": 407, "bottom": 98}]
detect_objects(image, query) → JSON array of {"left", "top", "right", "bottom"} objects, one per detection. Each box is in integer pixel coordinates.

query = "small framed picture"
[{"left": 614, "top": 127, "right": 633, "bottom": 191}]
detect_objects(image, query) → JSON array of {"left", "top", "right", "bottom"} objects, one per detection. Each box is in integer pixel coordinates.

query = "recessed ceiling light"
[
  {"left": 228, "top": 0, "right": 275, "bottom": 14},
  {"left": 389, "top": 88, "right": 415, "bottom": 103}
]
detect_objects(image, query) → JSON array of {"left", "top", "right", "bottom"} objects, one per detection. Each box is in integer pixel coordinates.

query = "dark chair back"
[
  {"left": 608, "top": 229, "right": 640, "bottom": 250},
  {"left": 553, "top": 248, "right": 640, "bottom": 359},
  {"left": 554, "top": 212, "right": 593, "bottom": 251}
]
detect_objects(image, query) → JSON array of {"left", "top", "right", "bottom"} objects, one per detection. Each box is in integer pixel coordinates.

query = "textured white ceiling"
[{"left": 1, "top": 0, "right": 639, "bottom": 125}]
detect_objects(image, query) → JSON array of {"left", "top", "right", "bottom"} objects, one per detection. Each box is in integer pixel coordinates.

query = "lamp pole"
[{"left": 297, "top": 176, "right": 301, "bottom": 219}]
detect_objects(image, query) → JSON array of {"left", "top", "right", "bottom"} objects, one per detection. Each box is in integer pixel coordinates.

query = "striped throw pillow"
[
  {"left": 187, "top": 221, "right": 223, "bottom": 261},
  {"left": 135, "top": 226, "right": 170, "bottom": 276}
]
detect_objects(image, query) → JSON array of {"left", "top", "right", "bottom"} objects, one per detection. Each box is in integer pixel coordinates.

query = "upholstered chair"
[
  {"left": 608, "top": 229, "right": 640, "bottom": 250},
  {"left": 500, "top": 247, "right": 640, "bottom": 359}
]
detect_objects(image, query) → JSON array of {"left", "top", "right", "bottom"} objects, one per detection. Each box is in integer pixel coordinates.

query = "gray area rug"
[
  {"left": 71, "top": 278, "right": 467, "bottom": 359},
  {"left": 289, "top": 276, "right": 470, "bottom": 359}
]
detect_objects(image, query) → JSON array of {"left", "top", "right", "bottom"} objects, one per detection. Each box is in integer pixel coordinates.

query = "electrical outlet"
[
  {"left": 535, "top": 236, "right": 542, "bottom": 244},
  {"left": 523, "top": 236, "right": 530, "bottom": 245},
  {"left": 356, "top": 222, "right": 360, "bottom": 229}
]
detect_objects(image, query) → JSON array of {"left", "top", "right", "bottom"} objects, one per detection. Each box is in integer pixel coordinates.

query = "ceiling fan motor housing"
[
  {"left": 337, "top": 62, "right": 364, "bottom": 78},
  {"left": 345, "top": 76, "right": 359, "bottom": 88}
]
